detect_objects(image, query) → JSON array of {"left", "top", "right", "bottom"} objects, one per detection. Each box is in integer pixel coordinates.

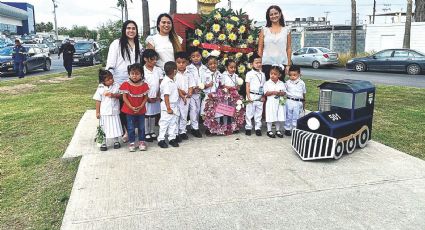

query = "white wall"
[{"left": 365, "top": 22, "right": 425, "bottom": 53}]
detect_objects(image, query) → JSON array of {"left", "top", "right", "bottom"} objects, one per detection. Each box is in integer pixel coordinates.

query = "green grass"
[{"left": 0, "top": 69, "right": 424, "bottom": 229}]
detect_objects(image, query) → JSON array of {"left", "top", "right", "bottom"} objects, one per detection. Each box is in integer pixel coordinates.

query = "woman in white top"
[
  {"left": 258, "top": 5, "right": 292, "bottom": 80},
  {"left": 146, "top": 13, "right": 183, "bottom": 70},
  {"left": 105, "top": 20, "right": 142, "bottom": 142}
]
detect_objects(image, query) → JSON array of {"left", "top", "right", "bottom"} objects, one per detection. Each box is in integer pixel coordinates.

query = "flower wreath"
[{"left": 203, "top": 84, "right": 245, "bottom": 135}]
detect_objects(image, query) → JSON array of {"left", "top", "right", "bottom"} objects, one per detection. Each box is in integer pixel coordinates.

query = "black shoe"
[
  {"left": 180, "top": 133, "right": 189, "bottom": 140},
  {"left": 158, "top": 140, "right": 168, "bottom": 148},
  {"left": 267, "top": 131, "right": 276, "bottom": 138},
  {"left": 205, "top": 129, "right": 213, "bottom": 136},
  {"left": 276, "top": 131, "right": 284, "bottom": 138},
  {"left": 191, "top": 129, "right": 202, "bottom": 138},
  {"left": 233, "top": 130, "right": 240, "bottom": 134},
  {"left": 169, "top": 139, "right": 179, "bottom": 147},
  {"left": 255, "top": 130, "right": 262, "bottom": 136},
  {"left": 245, "top": 129, "right": 251, "bottom": 136},
  {"left": 145, "top": 133, "right": 153, "bottom": 142},
  {"left": 285, "top": 130, "right": 292, "bottom": 136},
  {"left": 113, "top": 142, "right": 121, "bottom": 149},
  {"left": 100, "top": 143, "right": 107, "bottom": 151},
  {"left": 176, "top": 135, "right": 182, "bottom": 143}
]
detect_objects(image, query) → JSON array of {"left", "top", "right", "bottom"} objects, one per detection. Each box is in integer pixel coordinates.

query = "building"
[{"left": 0, "top": 1, "right": 35, "bottom": 35}]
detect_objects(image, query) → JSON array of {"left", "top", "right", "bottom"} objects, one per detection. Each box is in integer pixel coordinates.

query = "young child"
[
  {"left": 245, "top": 53, "right": 266, "bottom": 136},
  {"left": 142, "top": 49, "right": 163, "bottom": 142},
  {"left": 157, "top": 61, "right": 180, "bottom": 148},
  {"left": 119, "top": 63, "right": 149, "bottom": 151},
  {"left": 263, "top": 66, "right": 286, "bottom": 138},
  {"left": 186, "top": 47, "right": 207, "bottom": 138},
  {"left": 284, "top": 65, "right": 306, "bottom": 136},
  {"left": 200, "top": 55, "right": 223, "bottom": 136},
  {"left": 175, "top": 51, "right": 195, "bottom": 142},
  {"left": 93, "top": 69, "right": 123, "bottom": 151},
  {"left": 223, "top": 59, "right": 239, "bottom": 90}
]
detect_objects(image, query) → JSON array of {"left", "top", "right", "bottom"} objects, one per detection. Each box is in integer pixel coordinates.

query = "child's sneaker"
[
  {"left": 245, "top": 129, "right": 251, "bottom": 136},
  {"left": 129, "top": 143, "right": 136, "bottom": 152},
  {"left": 255, "top": 129, "right": 262, "bottom": 136},
  {"left": 180, "top": 133, "right": 189, "bottom": 140},
  {"left": 158, "top": 140, "right": 168, "bottom": 148},
  {"left": 191, "top": 129, "right": 202, "bottom": 138},
  {"left": 169, "top": 139, "right": 179, "bottom": 147},
  {"left": 139, "top": 141, "right": 147, "bottom": 151}
]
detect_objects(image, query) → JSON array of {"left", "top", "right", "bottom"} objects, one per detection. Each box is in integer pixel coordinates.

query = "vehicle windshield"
[
  {"left": 318, "top": 47, "right": 331, "bottom": 53},
  {"left": 0, "top": 47, "right": 13, "bottom": 56},
  {"left": 74, "top": 43, "right": 92, "bottom": 50}
]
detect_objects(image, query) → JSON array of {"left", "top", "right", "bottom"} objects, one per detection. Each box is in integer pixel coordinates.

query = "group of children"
[{"left": 93, "top": 47, "right": 306, "bottom": 152}]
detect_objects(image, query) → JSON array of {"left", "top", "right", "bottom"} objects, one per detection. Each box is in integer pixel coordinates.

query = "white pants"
[
  {"left": 284, "top": 99, "right": 303, "bottom": 131},
  {"left": 189, "top": 94, "right": 201, "bottom": 130},
  {"left": 158, "top": 104, "right": 179, "bottom": 141},
  {"left": 177, "top": 98, "right": 190, "bottom": 134},
  {"left": 245, "top": 100, "right": 263, "bottom": 130}
]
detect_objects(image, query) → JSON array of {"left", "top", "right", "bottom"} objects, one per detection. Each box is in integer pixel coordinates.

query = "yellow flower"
[
  {"left": 238, "top": 25, "right": 246, "bottom": 34},
  {"left": 195, "top": 29, "right": 203, "bottom": 37},
  {"left": 192, "top": 39, "right": 200, "bottom": 46},
  {"left": 240, "top": 44, "right": 247, "bottom": 48},
  {"left": 238, "top": 64, "right": 246, "bottom": 73},
  {"left": 205, "top": 32, "right": 214, "bottom": 41},
  {"left": 212, "top": 24, "right": 220, "bottom": 33},
  {"left": 218, "top": 34, "right": 226, "bottom": 41},
  {"left": 247, "top": 52, "right": 254, "bottom": 58},
  {"left": 226, "top": 23, "right": 234, "bottom": 32},
  {"left": 214, "top": 13, "right": 222, "bottom": 20},
  {"left": 230, "top": 16, "right": 239, "bottom": 22},
  {"left": 221, "top": 57, "right": 228, "bottom": 65},
  {"left": 247, "top": 35, "right": 254, "bottom": 44},
  {"left": 202, "top": 50, "right": 210, "bottom": 58},
  {"left": 228, "top": 33, "right": 237, "bottom": 41},
  {"left": 235, "top": 52, "right": 243, "bottom": 59}
]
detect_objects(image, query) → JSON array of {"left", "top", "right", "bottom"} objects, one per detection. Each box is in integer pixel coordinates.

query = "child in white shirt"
[
  {"left": 263, "top": 66, "right": 286, "bottom": 138},
  {"left": 284, "top": 65, "right": 306, "bottom": 136}
]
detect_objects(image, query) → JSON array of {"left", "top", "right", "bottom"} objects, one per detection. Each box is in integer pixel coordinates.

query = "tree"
[
  {"left": 351, "top": 0, "right": 357, "bottom": 56},
  {"left": 403, "top": 0, "right": 413, "bottom": 48},
  {"left": 142, "top": 0, "right": 150, "bottom": 37},
  {"left": 415, "top": 0, "right": 425, "bottom": 22},
  {"left": 170, "top": 0, "right": 177, "bottom": 15},
  {"left": 98, "top": 20, "right": 123, "bottom": 64},
  {"left": 117, "top": 0, "right": 133, "bottom": 21},
  {"left": 58, "top": 27, "right": 68, "bottom": 35},
  {"left": 35, "top": 22, "right": 54, "bottom": 32}
]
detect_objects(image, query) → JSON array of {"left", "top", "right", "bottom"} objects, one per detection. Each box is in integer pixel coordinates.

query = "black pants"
[{"left": 63, "top": 57, "right": 73, "bottom": 77}]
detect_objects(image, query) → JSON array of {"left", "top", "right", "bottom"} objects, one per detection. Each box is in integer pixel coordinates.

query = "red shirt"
[{"left": 119, "top": 81, "right": 149, "bottom": 115}]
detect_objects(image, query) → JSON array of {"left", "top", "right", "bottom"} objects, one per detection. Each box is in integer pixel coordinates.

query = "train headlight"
[{"left": 307, "top": 117, "right": 320, "bottom": 130}]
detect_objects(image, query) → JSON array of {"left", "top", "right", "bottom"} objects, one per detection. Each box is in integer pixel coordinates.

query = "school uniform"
[
  {"left": 144, "top": 65, "right": 163, "bottom": 138},
  {"left": 200, "top": 69, "right": 223, "bottom": 116},
  {"left": 158, "top": 76, "right": 180, "bottom": 141},
  {"left": 245, "top": 69, "right": 266, "bottom": 130},
  {"left": 93, "top": 82, "right": 123, "bottom": 139},
  {"left": 223, "top": 71, "right": 239, "bottom": 88},
  {"left": 264, "top": 79, "right": 286, "bottom": 131},
  {"left": 284, "top": 78, "right": 306, "bottom": 131},
  {"left": 187, "top": 63, "right": 208, "bottom": 130},
  {"left": 175, "top": 69, "right": 195, "bottom": 135}
]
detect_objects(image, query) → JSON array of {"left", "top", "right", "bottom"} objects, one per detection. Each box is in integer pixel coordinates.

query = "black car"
[
  {"left": 0, "top": 46, "right": 51, "bottom": 76},
  {"left": 72, "top": 41, "right": 101, "bottom": 66},
  {"left": 346, "top": 49, "right": 425, "bottom": 75}
]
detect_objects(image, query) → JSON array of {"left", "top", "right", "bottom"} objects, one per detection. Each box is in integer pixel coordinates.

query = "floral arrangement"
[
  {"left": 191, "top": 8, "right": 260, "bottom": 78},
  {"left": 203, "top": 84, "right": 245, "bottom": 135}
]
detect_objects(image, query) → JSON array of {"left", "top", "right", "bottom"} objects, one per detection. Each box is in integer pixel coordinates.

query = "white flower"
[
  {"left": 236, "top": 105, "right": 242, "bottom": 111},
  {"left": 210, "top": 50, "right": 221, "bottom": 57},
  {"left": 198, "top": 82, "right": 205, "bottom": 90},
  {"left": 237, "top": 77, "right": 244, "bottom": 86},
  {"left": 223, "top": 88, "right": 228, "bottom": 93},
  {"left": 235, "top": 52, "right": 243, "bottom": 59},
  {"left": 236, "top": 99, "right": 243, "bottom": 105}
]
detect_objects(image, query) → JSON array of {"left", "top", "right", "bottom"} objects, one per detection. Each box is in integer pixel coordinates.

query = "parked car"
[
  {"left": 72, "top": 41, "right": 101, "bottom": 66},
  {"left": 38, "top": 44, "right": 50, "bottom": 55},
  {"left": 0, "top": 46, "right": 51, "bottom": 76},
  {"left": 292, "top": 47, "right": 339, "bottom": 69},
  {"left": 346, "top": 49, "right": 425, "bottom": 75},
  {"left": 46, "top": 42, "right": 59, "bottom": 54}
]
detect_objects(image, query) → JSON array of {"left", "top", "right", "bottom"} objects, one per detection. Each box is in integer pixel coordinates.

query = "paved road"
[
  {"left": 0, "top": 56, "right": 85, "bottom": 81},
  {"left": 302, "top": 67, "right": 425, "bottom": 88}
]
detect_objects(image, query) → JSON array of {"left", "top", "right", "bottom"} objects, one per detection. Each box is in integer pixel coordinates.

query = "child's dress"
[
  {"left": 264, "top": 79, "right": 286, "bottom": 123},
  {"left": 93, "top": 82, "right": 123, "bottom": 139}
]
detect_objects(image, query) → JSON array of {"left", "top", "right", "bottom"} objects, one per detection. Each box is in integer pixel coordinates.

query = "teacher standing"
[
  {"left": 258, "top": 5, "right": 292, "bottom": 80},
  {"left": 146, "top": 13, "right": 183, "bottom": 70}
]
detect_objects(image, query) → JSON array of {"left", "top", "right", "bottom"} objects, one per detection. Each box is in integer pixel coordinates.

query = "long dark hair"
[
  {"left": 156, "top": 13, "right": 182, "bottom": 54},
  {"left": 265, "top": 5, "right": 286, "bottom": 27},
  {"left": 120, "top": 20, "right": 141, "bottom": 63}
]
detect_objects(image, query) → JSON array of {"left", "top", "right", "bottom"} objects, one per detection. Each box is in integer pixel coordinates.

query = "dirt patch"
[
  {"left": 38, "top": 77, "right": 73, "bottom": 84},
  {"left": 0, "top": 84, "right": 37, "bottom": 95}
]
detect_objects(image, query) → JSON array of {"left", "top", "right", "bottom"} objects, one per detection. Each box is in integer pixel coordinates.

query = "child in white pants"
[
  {"left": 157, "top": 61, "right": 180, "bottom": 148},
  {"left": 245, "top": 53, "right": 266, "bottom": 136},
  {"left": 284, "top": 65, "right": 306, "bottom": 136}
]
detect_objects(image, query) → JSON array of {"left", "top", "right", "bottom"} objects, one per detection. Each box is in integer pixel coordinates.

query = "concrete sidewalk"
[{"left": 61, "top": 110, "right": 425, "bottom": 229}]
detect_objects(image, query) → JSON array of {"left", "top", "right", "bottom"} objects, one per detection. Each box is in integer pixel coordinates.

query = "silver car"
[{"left": 292, "top": 47, "right": 339, "bottom": 69}]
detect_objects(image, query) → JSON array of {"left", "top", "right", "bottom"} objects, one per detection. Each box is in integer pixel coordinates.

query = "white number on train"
[{"left": 328, "top": 113, "right": 341, "bottom": 121}]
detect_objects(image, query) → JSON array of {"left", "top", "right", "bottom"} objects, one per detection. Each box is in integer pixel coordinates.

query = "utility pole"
[
  {"left": 324, "top": 11, "right": 330, "bottom": 25},
  {"left": 52, "top": 0, "right": 58, "bottom": 40},
  {"left": 372, "top": 0, "right": 376, "bottom": 24}
]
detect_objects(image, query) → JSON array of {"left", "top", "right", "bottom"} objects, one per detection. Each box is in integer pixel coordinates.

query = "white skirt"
[
  {"left": 146, "top": 101, "right": 160, "bottom": 116},
  {"left": 100, "top": 115, "right": 123, "bottom": 138},
  {"left": 265, "top": 97, "right": 285, "bottom": 122}
]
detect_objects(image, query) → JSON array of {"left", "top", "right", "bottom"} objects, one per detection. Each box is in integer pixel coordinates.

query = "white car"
[{"left": 292, "top": 47, "right": 339, "bottom": 69}]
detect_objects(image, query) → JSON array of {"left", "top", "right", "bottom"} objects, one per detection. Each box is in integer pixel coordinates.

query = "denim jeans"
[
  {"left": 13, "top": 61, "right": 25, "bottom": 78},
  {"left": 126, "top": 114, "right": 145, "bottom": 143}
]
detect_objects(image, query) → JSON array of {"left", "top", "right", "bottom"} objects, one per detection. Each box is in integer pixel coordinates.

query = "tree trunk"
[
  {"left": 403, "top": 0, "right": 413, "bottom": 48},
  {"left": 351, "top": 0, "right": 357, "bottom": 56},
  {"left": 415, "top": 0, "right": 425, "bottom": 22},
  {"left": 142, "top": 0, "right": 150, "bottom": 37},
  {"left": 124, "top": 0, "right": 128, "bottom": 21},
  {"left": 170, "top": 0, "right": 177, "bottom": 15}
]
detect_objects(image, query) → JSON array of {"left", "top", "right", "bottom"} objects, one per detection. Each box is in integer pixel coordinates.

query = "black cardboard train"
[{"left": 291, "top": 79, "right": 375, "bottom": 160}]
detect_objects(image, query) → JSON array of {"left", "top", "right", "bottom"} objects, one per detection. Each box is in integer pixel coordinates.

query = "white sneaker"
[
  {"left": 129, "top": 143, "right": 136, "bottom": 152},
  {"left": 139, "top": 141, "right": 147, "bottom": 151}
]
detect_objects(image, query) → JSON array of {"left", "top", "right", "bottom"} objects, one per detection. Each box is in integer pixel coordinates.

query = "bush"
[
  {"left": 97, "top": 20, "right": 123, "bottom": 66},
  {"left": 337, "top": 51, "right": 376, "bottom": 67}
]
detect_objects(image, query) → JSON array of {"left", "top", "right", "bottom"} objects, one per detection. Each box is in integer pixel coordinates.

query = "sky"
[{"left": 9, "top": 0, "right": 409, "bottom": 30}]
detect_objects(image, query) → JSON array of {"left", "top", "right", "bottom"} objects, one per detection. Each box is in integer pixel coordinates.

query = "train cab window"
[
  {"left": 331, "top": 91, "right": 353, "bottom": 109},
  {"left": 354, "top": 92, "right": 367, "bottom": 109}
]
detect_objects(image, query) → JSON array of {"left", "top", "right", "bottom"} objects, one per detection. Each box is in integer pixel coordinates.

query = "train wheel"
[
  {"left": 345, "top": 137, "right": 356, "bottom": 154},
  {"left": 334, "top": 141, "right": 345, "bottom": 159},
  {"left": 357, "top": 127, "right": 370, "bottom": 148}
]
